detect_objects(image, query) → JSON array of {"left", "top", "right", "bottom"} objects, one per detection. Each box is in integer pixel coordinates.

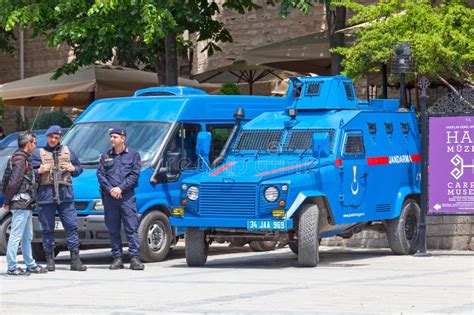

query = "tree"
[
  {"left": 2, "top": 0, "right": 259, "bottom": 85},
  {"left": 331, "top": 0, "right": 474, "bottom": 88},
  {"left": 278, "top": 0, "right": 347, "bottom": 74}
]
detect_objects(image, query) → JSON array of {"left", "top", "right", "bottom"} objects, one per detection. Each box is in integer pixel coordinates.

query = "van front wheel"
[
  {"left": 185, "top": 228, "right": 208, "bottom": 267},
  {"left": 297, "top": 203, "right": 320, "bottom": 267},
  {"left": 138, "top": 211, "right": 172, "bottom": 262}
]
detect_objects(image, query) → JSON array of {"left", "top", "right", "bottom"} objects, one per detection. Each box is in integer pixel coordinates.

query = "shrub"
[
  {"left": 31, "top": 111, "right": 72, "bottom": 130},
  {"left": 220, "top": 82, "right": 241, "bottom": 95}
]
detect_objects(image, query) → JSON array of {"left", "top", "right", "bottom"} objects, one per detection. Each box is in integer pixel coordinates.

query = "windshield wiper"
[{"left": 81, "top": 160, "right": 99, "bottom": 166}]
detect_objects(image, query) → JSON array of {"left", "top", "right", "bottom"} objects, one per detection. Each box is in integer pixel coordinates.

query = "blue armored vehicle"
[{"left": 171, "top": 76, "right": 421, "bottom": 267}]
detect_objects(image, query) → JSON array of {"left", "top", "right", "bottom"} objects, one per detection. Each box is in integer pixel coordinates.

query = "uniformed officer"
[
  {"left": 32, "top": 125, "right": 87, "bottom": 272},
  {"left": 96, "top": 128, "right": 144, "bottom": 270}
]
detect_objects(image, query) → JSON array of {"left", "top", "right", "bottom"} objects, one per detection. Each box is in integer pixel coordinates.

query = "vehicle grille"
[
  {"left": 233, "top": 129, "right": 283, "bottom": 152},
  {"left": 199, "top": 183, "right": 257, "bottom": 218}
]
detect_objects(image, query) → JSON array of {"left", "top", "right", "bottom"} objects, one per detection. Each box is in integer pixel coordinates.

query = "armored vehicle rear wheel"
[
  {"left": 386, "top": 199, "right": 420, "bottom": 255},
  {"left": 138, "top": 211, "right": 172, "bottom": 262},
  {"left": 31, "top": 243, "right": 61, "bottom": 261},
  {"left": 298, "top": 203, "right": 320, "bottom": 267},
  {"left": 249, "top": 241, "right": 278, "bottom": 252},
  {"left": 185, "top": 228, "right": 208, "bottom": 266}
]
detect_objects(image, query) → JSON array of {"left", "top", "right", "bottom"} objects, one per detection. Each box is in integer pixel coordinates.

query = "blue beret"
[
  {"left": 46, "top": 125, "right": 62, "bottom": 136},
  {"left": 109, "top": 128, "right": 126, "bottom": 137}
]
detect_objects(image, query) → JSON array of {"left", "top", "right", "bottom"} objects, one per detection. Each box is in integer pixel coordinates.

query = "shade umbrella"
[
  {"left": 0, "top": 65, "right": 220, "bottom": 108},
  {"left": 191, "top": 60, "right": 287, "bottom": 95}
]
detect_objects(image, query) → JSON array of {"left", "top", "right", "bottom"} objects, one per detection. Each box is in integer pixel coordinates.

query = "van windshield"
[
  {"left": 0, "top": 147, "right": 16, "bottom": 182},
  {"left": 62, "top": 121, "right": 171, "bottom": 165}
]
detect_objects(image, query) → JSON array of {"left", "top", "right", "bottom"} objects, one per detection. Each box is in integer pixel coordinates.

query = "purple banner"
[{"left": 429, "top": 115, "right": 474, "bottom": 215}]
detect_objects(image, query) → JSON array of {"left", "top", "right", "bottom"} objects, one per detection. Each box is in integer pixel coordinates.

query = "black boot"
[
  {"left": 45, "top": 251, "right": 55, "bottom": 272},
  {"left": 129, "top": 256, "right": 144, "bottom": 270},
  {"left": 70, "top": 249, "right": 87, "bottom": 271},
  {"left": 109, "top": 257, "right": 124, "bottom": 270}
]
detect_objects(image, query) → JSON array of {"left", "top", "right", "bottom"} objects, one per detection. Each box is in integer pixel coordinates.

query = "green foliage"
[
  {"left": 15, "top": 111, "right": 27, "bottom": 131},
  {"left": 220, "top": 82, "right": 241, "bottom": 95},
  {"left": 31, "top": 111, "right": 72, "bottom": 130},
  {"left": 331, "top": 0, "right": 474, "bottom": 84},
  {"left": 1, "top": 0, "right": 260, "bottom": 79}
]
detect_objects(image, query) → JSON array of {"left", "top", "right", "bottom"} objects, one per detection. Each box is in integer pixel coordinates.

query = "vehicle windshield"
[
  {"left": 61, "top": 121, "right": 171, "bottom": 165},
  {"left": 0, "top": 147, "right": 17, "bottom": 181}
]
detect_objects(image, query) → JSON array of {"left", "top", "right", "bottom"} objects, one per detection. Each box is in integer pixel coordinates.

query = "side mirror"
[
  {"left": 312, "top": 133, "right": 330, "bottom": 158},
  {"left": 196, "top": 131, "right": 212, "bottom": 161}
]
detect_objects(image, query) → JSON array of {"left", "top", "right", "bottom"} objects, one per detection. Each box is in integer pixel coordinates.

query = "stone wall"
[
  {"left": 0, "top": 30, "right": 72, "bottom": 133},
  {"left": 322, "top": 216, "right": 474, "bottom": 251}
]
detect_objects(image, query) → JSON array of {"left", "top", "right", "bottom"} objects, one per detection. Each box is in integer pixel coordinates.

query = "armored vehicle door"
[{"left": 340, "top": 131, "right": 368, "bottom": 215}]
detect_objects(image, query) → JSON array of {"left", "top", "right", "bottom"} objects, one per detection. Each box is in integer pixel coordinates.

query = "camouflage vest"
[{"left": 39, "top": 146, "right": 72, "bottom": 186}]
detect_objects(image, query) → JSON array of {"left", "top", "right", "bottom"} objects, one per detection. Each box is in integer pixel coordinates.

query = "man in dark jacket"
[
  {"left": 4, "top": 131, "right": 47, "bottom": 276},
  {"left": 32, "top": 125, "right": 86, "bottom": 271},
  {"left": 97, "top": 128, "right": 144, "bottom": 270}
]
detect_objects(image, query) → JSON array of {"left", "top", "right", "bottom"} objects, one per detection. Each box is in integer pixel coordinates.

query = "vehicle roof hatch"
[{"left": 134, "top": 86, "right": 208, "bottom": 97}]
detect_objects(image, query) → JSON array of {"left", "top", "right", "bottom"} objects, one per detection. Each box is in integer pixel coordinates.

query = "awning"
[
  {"left": 0, "top": 65, "right": 220, "bottom": 108},
  {"left": 244, "top": 32, "right": 354, "bottom": 74}
]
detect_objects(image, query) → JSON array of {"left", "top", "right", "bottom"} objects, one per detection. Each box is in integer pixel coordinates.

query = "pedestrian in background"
[
  {"left": 97, "top": 128, "right": 144, "bottom": 270},
  {"left": 32, "top": 125, "right": 87, "bottom": 272},
  {"left": 3, "top": 131, "right": 47, "bottom": 276}
]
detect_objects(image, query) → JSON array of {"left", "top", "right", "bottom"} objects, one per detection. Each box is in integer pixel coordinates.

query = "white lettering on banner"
[
  {"left": 388, "top": 155, "right": 412, "bottom": 164},
  {"left": 446, "top": 131, "right": 473, "bottom": 144}
]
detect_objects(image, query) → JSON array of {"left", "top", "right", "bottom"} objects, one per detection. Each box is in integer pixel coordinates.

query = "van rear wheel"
[
  {"left": 386, "top": 199, "right": 420, "bottom": 255},
  {"left": 138, "top": 211, "right": 172, "bottom": 262},
  {"left": 185, "top": 228, "right": 208, "bottom": 267},
  {"left": 249, "top": 241, "right": 278, "bottom": 252},
  {"left": 31, "top": 243, "right": 60, "bottom": 261},
  {"left": 297, "top": 203, "right": 320, "bottom": 267}
]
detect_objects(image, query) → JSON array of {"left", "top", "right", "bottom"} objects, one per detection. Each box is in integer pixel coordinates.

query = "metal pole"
[
  {"left": 415, "top": 76, "right": 431, "bottom": 257},
  {"left": 400, "top": 73, "right": 406, "bottom": 109},
  {"left": 382, "top": 63, "right": 388, "bottom": 98}
]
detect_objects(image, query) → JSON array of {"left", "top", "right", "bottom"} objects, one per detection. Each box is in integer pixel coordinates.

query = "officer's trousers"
[
  {"left": 38, "top": 202, "right": 80, "bottom": 252},
  {"left": 103, "top": 192, "right": 140, "bottom": 258}
]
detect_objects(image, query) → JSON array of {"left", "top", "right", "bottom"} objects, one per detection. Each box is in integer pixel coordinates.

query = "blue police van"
[
  {"left": 30, "top": 87, "right": 288, "bottom": 262},
  {"left": 171, "top": 76, "right": 422, "bottom": 267}
]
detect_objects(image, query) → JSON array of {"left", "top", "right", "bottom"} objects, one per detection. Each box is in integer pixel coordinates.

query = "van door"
[{"left": 340, "top": 131, "right": 368, "bottom": 218}]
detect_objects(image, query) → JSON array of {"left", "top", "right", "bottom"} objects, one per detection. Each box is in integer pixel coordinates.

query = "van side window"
[
  {"left": 206, "top": 124, "right": 233, "bottom": 164},
  {"left": 165, "top": 124, "right": 202, "bottom": 170},
  {"left": 343, "top": 132, "right": 365, "bottom": 156}
]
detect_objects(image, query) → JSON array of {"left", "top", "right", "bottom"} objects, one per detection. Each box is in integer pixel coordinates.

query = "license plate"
[
  {"left": 54, "top": 221, "right": 64, "bottom": 231},
  {"left": 247, "top": 220, "right": 287, "bottom": 231}
]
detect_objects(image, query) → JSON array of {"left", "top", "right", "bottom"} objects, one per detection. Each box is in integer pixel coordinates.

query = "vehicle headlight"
[
  {"left": 264, "top": 186, "right": 279, "bottom": 202},
  {"left": 187, "top": 186, "right": 200, "bottom": 201},
  {"left": 93, "top": 199, "right": 104, "bottom": 211}
]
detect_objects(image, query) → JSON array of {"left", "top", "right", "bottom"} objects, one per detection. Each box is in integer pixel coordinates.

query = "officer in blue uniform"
[
  {"left": 96, "top": 128, "right": 144, "bottom": 270},
  {"left": 32, "top": 125, "right": 87, "bottom": 271}
]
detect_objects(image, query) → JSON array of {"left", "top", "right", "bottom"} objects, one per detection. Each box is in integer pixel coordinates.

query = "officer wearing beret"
[
  {"left": 96, "top": 128, "right": 144, "bottom": 270},
  {"left": 32, "top": 125, "right": 87, "bottom": 272}
]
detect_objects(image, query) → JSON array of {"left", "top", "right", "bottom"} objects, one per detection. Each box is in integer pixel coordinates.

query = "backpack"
[{"left": 1, "top": 157, "right": 14, "bottom": 195}]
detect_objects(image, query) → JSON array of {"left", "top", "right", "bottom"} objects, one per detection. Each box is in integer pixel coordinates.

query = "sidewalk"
[{"left": 0, "top": 245, "right": 473, "bottom": 314}]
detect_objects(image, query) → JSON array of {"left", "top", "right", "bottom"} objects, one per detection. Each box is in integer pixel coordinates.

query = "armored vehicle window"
[
  {"left": 344, "top": 82, "right": 355, "bottom": 100},
  {"left": 343, "top": 132, "right": 365, "bottom": 156},
  {"left": 233, "top": 130, "right": 283, "bottom": 152},
  {"left": 284, "top": 129, "right": 335, "bottom": 152},
  {"left": 305, "top": 82, "right": 321, "bottom": 96},
  {"left": 206, "top": 124, "right": 233, "bottom": 163}
]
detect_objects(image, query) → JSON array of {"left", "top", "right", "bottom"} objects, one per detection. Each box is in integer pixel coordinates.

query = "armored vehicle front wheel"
[
  {"left": 185, "top": 228, "right": 209, "bottom": 266},
  {"left": 297, "top": 203, "right": 320, "bottom": 267},
  {"left": 385, "top": 198, "right": 420, "bottom": 255},
  {"left": 249, "top": 241, "right": 278, "bottom": 252},
  {"left": 138, "top": 211, "right": 172, "bottom": 262},
  {"left": 0, "top": 215, "right": 13, "bottom": 255}
]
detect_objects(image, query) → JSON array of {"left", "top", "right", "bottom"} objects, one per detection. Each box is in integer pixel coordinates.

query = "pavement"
[{"left": 0, "top": 244, "right": 473, "bottom": 314}]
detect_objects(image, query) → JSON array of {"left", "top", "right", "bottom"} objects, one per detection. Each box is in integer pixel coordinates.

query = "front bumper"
[
  {"left": 32, "top": 215, "right": 126, "bottom": 245},
  {"left": 170, "top": 217, "right": 294, "bottom": 230}
]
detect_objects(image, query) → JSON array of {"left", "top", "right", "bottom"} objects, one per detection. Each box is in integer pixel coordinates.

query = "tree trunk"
[
  {"left": 165, "top": 31, "right": 178, "bottom": 86},
  {"left": 326, "top": 3, "right": 346, "bottom": 75},
  {"left": 156, "top": 54, "right": 166, "bottom": 86}
]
